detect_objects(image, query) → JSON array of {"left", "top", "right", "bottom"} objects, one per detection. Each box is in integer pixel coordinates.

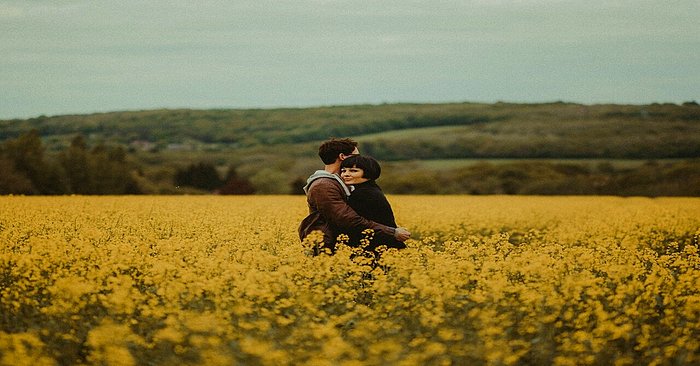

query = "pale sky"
[{"left": 1, "top": 0, "right": 698, "bottom": 119}]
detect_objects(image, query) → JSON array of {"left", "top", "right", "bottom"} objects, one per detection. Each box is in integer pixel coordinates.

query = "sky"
[{"left": 1, "top": 0, "right": 699, "bottom": 120}]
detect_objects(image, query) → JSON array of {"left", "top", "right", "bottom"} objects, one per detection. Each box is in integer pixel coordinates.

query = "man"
[{"left": 298, "top": 138, "right": 410, "bottom": 253}]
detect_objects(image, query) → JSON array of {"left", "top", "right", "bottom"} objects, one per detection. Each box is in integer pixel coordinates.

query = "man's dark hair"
[
  {"left": 340, "top": 155, "right": 381, "bottom": 180},
  {"left": 318, "top": 138, "right": 358, "bottom": 164}
]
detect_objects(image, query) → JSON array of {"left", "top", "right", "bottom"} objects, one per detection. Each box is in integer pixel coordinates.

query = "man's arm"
[{"left": 310, "top": 179, "right": 399, "bottom": 238}]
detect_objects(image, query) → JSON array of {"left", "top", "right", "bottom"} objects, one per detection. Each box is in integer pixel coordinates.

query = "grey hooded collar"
[{"left": 303, "top": 170, "right": 352, "bottom": 197}]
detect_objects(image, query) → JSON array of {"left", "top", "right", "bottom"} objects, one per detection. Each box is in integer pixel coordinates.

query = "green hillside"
[
  {"left": 3, "top": 101, "right": 699, "bottom": 158},
  {"left": 1, "top": 101, "right": 699, "bottom": 195}
]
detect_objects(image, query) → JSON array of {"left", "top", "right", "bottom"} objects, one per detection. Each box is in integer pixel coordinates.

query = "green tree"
[
  {"left": 218, "top": 166, "right": 254, "bottom": 195},
  {"left": 89, "top": 144, "right": 141, "bottom": 194},
  {"left": 290, "top": 177, "right": 307, "bottom": 195},
  {"left": 174, "top": 162, "right": 223, "bottom": 192},
  {"left": 0, "top": 156, "right": 35, "bottom": 194},
  {"left": 250, "top": 168, "right": 289, "bottom": 194},
  {"left": 59, "top": 135, "right": 92, "bottom": 194},
  {"left": 1, "top": 129, "right": 67, "bottom": 194}
]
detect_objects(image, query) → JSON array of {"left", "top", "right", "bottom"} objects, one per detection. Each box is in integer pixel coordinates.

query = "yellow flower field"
[{"left": 1, "top": 195, "right": 699, "bottom": 366}]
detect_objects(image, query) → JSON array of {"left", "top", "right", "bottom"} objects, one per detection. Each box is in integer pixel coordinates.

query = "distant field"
[
  {"left": 387, "top": 158, "right": 692, "bottom": 170},
  {"left": 354, "top": 125, "right": 486, "bottom": 140}
]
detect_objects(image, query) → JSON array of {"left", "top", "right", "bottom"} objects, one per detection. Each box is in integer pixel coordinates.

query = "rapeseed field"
[{"left": 1, "top": 195, "right": 698, "bottom": 365}]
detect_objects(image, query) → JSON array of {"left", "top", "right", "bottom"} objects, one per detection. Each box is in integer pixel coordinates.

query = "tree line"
[
  {"left": 0, "top": 131, "right": 140, "bottom": 195},
  {"left": 3, "top": 102, "right": 698, "bottom": 158},
  {"left": 2, "top": 130, "right": 699, "bottom": 196},
  {"left": 0, "top": 130, "right": 258, "bottom": 195},
  {"left": 378, "top": 160, "right": 700, "bottom": 196}
]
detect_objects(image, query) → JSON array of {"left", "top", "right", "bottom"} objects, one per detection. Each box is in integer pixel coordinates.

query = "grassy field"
[
  {"left": 383, "top": 158, "right": 691, "bottom": 170},
  {"left": 1, "top": 195, "right": 699, "bottom": 365}
]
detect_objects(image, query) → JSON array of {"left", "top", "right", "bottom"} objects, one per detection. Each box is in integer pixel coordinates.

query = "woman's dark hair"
[
  {"left": 318, "top": 138, "right": 358, "bottom": 164},
  {"left": 341, "top": 155, "right": 381, "bottom": 180}
]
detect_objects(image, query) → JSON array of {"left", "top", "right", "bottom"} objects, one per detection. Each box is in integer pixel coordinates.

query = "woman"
[{"left": 340, "top": 155, "right": 407, "bottom": 251}]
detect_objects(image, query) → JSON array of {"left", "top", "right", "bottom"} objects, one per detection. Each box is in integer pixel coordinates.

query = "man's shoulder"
[
  {"left": 307, "top": 177, "right": 349, "bottom": 202},
  {"left": 304, "top": 170, "right": 351, "bottom": 197},
  {"left": 308, "top": 176, "right": 342, "bottom": 190}
]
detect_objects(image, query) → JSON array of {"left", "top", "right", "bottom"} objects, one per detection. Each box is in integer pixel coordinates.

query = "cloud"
[{"left": 1, "top": 0, "right": 699, "bottom": 118}]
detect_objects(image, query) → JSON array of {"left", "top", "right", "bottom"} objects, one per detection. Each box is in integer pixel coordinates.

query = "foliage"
[
  {"left": 218, "top": 167, "right": 255, "bottom": 195},
  {"left": 0, "top": 129, "right": 66, "bottom": 194},
  {"left": 0, "top": 157, "right": 34, "bottom": 195},
  {"left": 1, "top": 102, "right": 699, "bottom": 196},
  {"left": 0, "top": 131, "right": 141, "bottom": 195},
  {"left": 378, "top": 160, "right": 700, "bottom": 196},
  {"left": 1, "top": 129, "right": 699, "bottom": 195},
  {"left": 174, "top": 162, "right": 224, "bottom": 192},
  {"left": 248, "top": 168, "right": 289, "bottom": 194},
  {"left": 0, "top": 196, "right": 698, "bottom": 365},
  {"left": 2, "top": 102, "right": 699, "bottom": 160}
]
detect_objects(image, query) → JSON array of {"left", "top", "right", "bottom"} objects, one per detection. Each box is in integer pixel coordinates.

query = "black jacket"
[
  {"left": 299, "top": 173, "right": 394, "bottom": 251},
  {"left": 345, "top": 180, "right": 406, "bottom": 250}
]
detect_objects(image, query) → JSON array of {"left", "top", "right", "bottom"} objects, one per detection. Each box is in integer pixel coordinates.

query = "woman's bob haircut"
[{"left": 340, "top": 155, "right": 381, "bottom": 181}]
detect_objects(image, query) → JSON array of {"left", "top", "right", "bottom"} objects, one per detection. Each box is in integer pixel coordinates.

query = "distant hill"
[
  {"left": 1, "top": 102, "right": 699, "bottom": 196},
  {"left": 2, "top": 101, "right": 699, "bottom": 160}
]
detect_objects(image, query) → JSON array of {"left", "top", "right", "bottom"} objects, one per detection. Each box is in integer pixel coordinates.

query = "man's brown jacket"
[{"left": 298, "top": 171, "right": 394, "bottom": 250}]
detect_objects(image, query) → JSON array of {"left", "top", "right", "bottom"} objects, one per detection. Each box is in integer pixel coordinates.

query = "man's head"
[{"left": 318, "top": 138, "right": 359, "bottom": 165}]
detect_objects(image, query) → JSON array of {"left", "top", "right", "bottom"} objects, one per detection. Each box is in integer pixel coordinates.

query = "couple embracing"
[{"left": 298, "top": 138, "right": 411, "bottom": 254}]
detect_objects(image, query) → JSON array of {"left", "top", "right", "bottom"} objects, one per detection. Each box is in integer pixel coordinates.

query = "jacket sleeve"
[{"left": 310, "top": 179, "right": 395, "bottom": 237}]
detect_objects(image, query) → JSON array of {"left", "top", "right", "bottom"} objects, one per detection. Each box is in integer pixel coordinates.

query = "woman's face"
[{"left": 341, "top": 166, "right": 368, "bottom": 185}]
